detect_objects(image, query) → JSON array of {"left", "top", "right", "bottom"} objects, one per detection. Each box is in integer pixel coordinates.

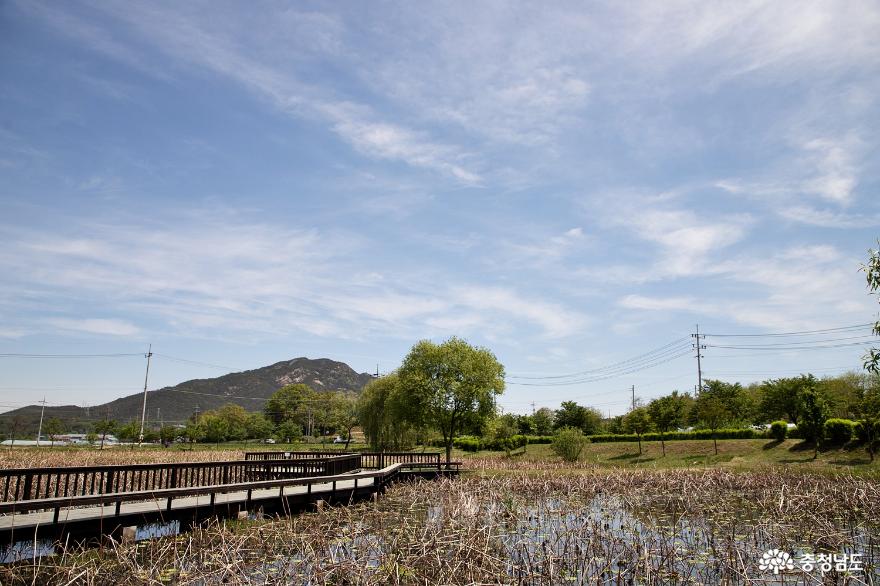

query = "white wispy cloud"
[
  {"left": 0, "top": 212, "right": 587, "bottom": 342},
  {"left": 452, "top": 286, "right": 588, "bottom": 339},
  {"left": 777, "top": 206, "right": 880, "bottom": 228},
  {"left": 20, "top": 1, "right": 481, "bottom": 184},
  {"left": 45, "top": 318, "right": 140, "bottom": 336},
  {"left": 716, "top": 128, "right": 872, "bottom": 225},
  {"left": 610, "top": 203, "right": 751, "bottom": 280},
  {"left": 617, "top": 244, "right": 872, "bottom": 331},
  {"left": 613, "top": 0, "right": 880, "bottom": 84},
  {"left": 800, "top": 136, "right": 861, "bottom": 204},
  {"left": 619, "top": 295, "right": 712, "bottom": 313}
]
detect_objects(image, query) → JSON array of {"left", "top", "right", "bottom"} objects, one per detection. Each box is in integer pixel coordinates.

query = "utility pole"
[
  {"left": 531, "top": 401, "right": 536, "bottom": 415},
  {"left": 375, "top": 364, "right": 379, "bottom": 378},
  {"left": 631, "top": 385, "right": 636, "bottom": 411},
  {"left": 138, "top": 344, "right": 153, "bottom": 445},
  {"left": 692, "top": 325, "right": 706, "bottom": 397},
  {"left": 36, "top": 397, "right": 47, "bottom": 446}
]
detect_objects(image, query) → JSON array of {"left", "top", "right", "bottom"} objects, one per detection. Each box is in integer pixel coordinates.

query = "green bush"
[
  {"left": 523, "top": 435, "right": 554, "bottom": 444},
  {"left": 454, "top": 437, "right": 482, "bottom": 452},
  {"left": 481, "top": 434, "right": 528, "bottom": 451},
  {"left": 770, "top": 421, "right": 788, "bottom": 441},
  {"left": 551, "top": 427, "right": 588, "bottom": 462},
  {"left": 823, "top": 418, "right": 856, "bottom": 445}
]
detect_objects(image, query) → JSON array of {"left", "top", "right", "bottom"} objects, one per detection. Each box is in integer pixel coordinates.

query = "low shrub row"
[
  {"left": 588, "top": 428, "right": 766, "bottom": 443},
  {"left": 438, "top": 419, "right": 876, "bottom": 452},
  {"left": 430, "top": 435, "right": 534, "bottom": 452}
]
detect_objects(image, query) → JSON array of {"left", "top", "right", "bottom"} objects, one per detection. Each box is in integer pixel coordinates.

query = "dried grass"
[{"left": 2, "top": 464, "right": 877, "bottom": 584}]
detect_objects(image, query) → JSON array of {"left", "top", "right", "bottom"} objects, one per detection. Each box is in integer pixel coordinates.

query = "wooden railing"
[
  {"left": 0, "top": 464, "right": 404, "bottom": 524},
  {"left": 0, "top": 454, "right": 361, "bottom": 503},
  {"left": 244, "top": 451, "right": 441, "bottom": 469}
]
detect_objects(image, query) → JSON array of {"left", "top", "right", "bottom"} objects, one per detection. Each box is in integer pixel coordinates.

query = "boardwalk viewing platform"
[{"left": 0, "top": 451, "right": 459, "bottom": 546}]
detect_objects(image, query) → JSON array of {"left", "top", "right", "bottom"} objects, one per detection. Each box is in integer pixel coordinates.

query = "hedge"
[
  {"left": 430, "top": 435, "right": 532, "bottom": 452},
  {"left": 823, "top": 419, "right": 856, "bottom": 445},
  {"left": 588, "top": 428, "right": 767, "bottom": 443}
]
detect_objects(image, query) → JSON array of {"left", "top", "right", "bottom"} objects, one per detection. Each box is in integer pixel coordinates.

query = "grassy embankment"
[
  {"left": 454, "top": 438, "right": 880, "bottom": 477},
  {"left": 1, "top": 438, "right": 878, "bottom": 477}
]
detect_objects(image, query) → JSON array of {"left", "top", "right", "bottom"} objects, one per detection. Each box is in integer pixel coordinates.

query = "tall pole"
[
  {"left": 692, "top": 325, "right": 705, "bottom": 397},
  {"left": 631, "top": 385, "right": 636, "bottom": 411},
  {"left": 138, "top": 344, "right": 153, "bottom": 445},
  {"left": 36, "top": 397, "right": 46, "bottom": 446}
]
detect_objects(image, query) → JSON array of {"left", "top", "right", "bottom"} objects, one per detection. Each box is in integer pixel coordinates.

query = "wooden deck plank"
[{"left": 0, "top": 478, "right": 373, "bottom": 531}]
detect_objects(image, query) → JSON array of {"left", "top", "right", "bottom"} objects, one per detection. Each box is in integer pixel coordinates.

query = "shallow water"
[
  {"left": 0, "top": 520, "right": 181, "bottom": 564},
  {"left": 242, "top": 493, "right": 879, "bottom": 585}
]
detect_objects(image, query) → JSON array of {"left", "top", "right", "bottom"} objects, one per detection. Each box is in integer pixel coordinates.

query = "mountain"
[{"left": 0, "top": 357, "right": 375, "bottom": 433}]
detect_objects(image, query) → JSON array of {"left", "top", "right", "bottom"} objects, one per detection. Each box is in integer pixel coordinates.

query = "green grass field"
[
  {"left": 4, "top": 437, "right": 878, "bottom": 478},
  {"left": 455, "top": 438, "right": 880, "bottom": 476}
]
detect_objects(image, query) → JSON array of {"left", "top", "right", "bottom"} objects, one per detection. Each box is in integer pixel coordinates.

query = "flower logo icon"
[{"left": 759, "top": 549, "right": 794, "bottom": 574}]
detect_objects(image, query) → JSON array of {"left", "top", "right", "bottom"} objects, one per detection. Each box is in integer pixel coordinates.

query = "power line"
[
  {"left": 506, "top": 337, "right": 690, "bottom": 380},
  {"left": 705, "top": 334, "right": 875, "bottom": 348},
  {"left": 0, "top": 353, "right": 144, "bottom": 358},
  {"left": 502, "top": 373, "right": 693, "bottom": 408},
  {"left": 0, "top": 386, "right": 142, "bottom": 391},
  {"left": 702, "top": 365, "right": 858, "bottom": 377},
  {"left": 506, "top": 348, "right": 693, "bottom": 386},
  {"left": 706, "top": 340, "right": 876, "bottom": 351},
  {"left": 703, "top": 323, "right": 873, "bottom": 338},
  {"left": 152, "top": 354, "right": 240, "bottom": 371}
]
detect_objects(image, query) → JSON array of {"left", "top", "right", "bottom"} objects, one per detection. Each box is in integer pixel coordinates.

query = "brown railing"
[
  {"left": 0, "top": 454, "right": 361, "bottom": 503},
  {"left": 244, "top": 451, "right": 441, "bottom": 469},
  {"left": 0, "top": 464, "right": 404, "bottom": 524}
]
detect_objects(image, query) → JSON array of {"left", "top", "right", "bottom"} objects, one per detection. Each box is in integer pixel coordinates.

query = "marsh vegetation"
[{"left": 1, "top": 461, "right": 877, "bottom": 585}]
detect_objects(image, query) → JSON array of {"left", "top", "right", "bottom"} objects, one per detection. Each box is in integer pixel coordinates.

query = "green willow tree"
[
  {"left": 398, "top": 337, "right": 505, "bottom": 463},
  {"left": 358, "top": 374, "right": 423, "bottom": 451}
]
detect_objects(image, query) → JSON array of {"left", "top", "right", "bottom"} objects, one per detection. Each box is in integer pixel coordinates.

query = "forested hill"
[{"left": 1, "top": 357, "right": 375, "bottom": 432}]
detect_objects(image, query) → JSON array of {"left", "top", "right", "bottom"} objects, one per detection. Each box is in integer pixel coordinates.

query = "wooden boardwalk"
[
  {"left": 0, "top": 453, "right": 458, "bottom": 544},
  {"left": 0, "top": 474, "right": 375, "bottom": 532}
]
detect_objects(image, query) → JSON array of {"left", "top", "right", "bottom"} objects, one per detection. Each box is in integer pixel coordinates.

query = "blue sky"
[{"left": 1, "top": 1, "right": 879, "bottom": 417}]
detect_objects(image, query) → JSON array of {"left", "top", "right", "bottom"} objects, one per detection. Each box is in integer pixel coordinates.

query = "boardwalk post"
[{"left": 22, "top": 473, "right": 33, "bottom": 500}]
